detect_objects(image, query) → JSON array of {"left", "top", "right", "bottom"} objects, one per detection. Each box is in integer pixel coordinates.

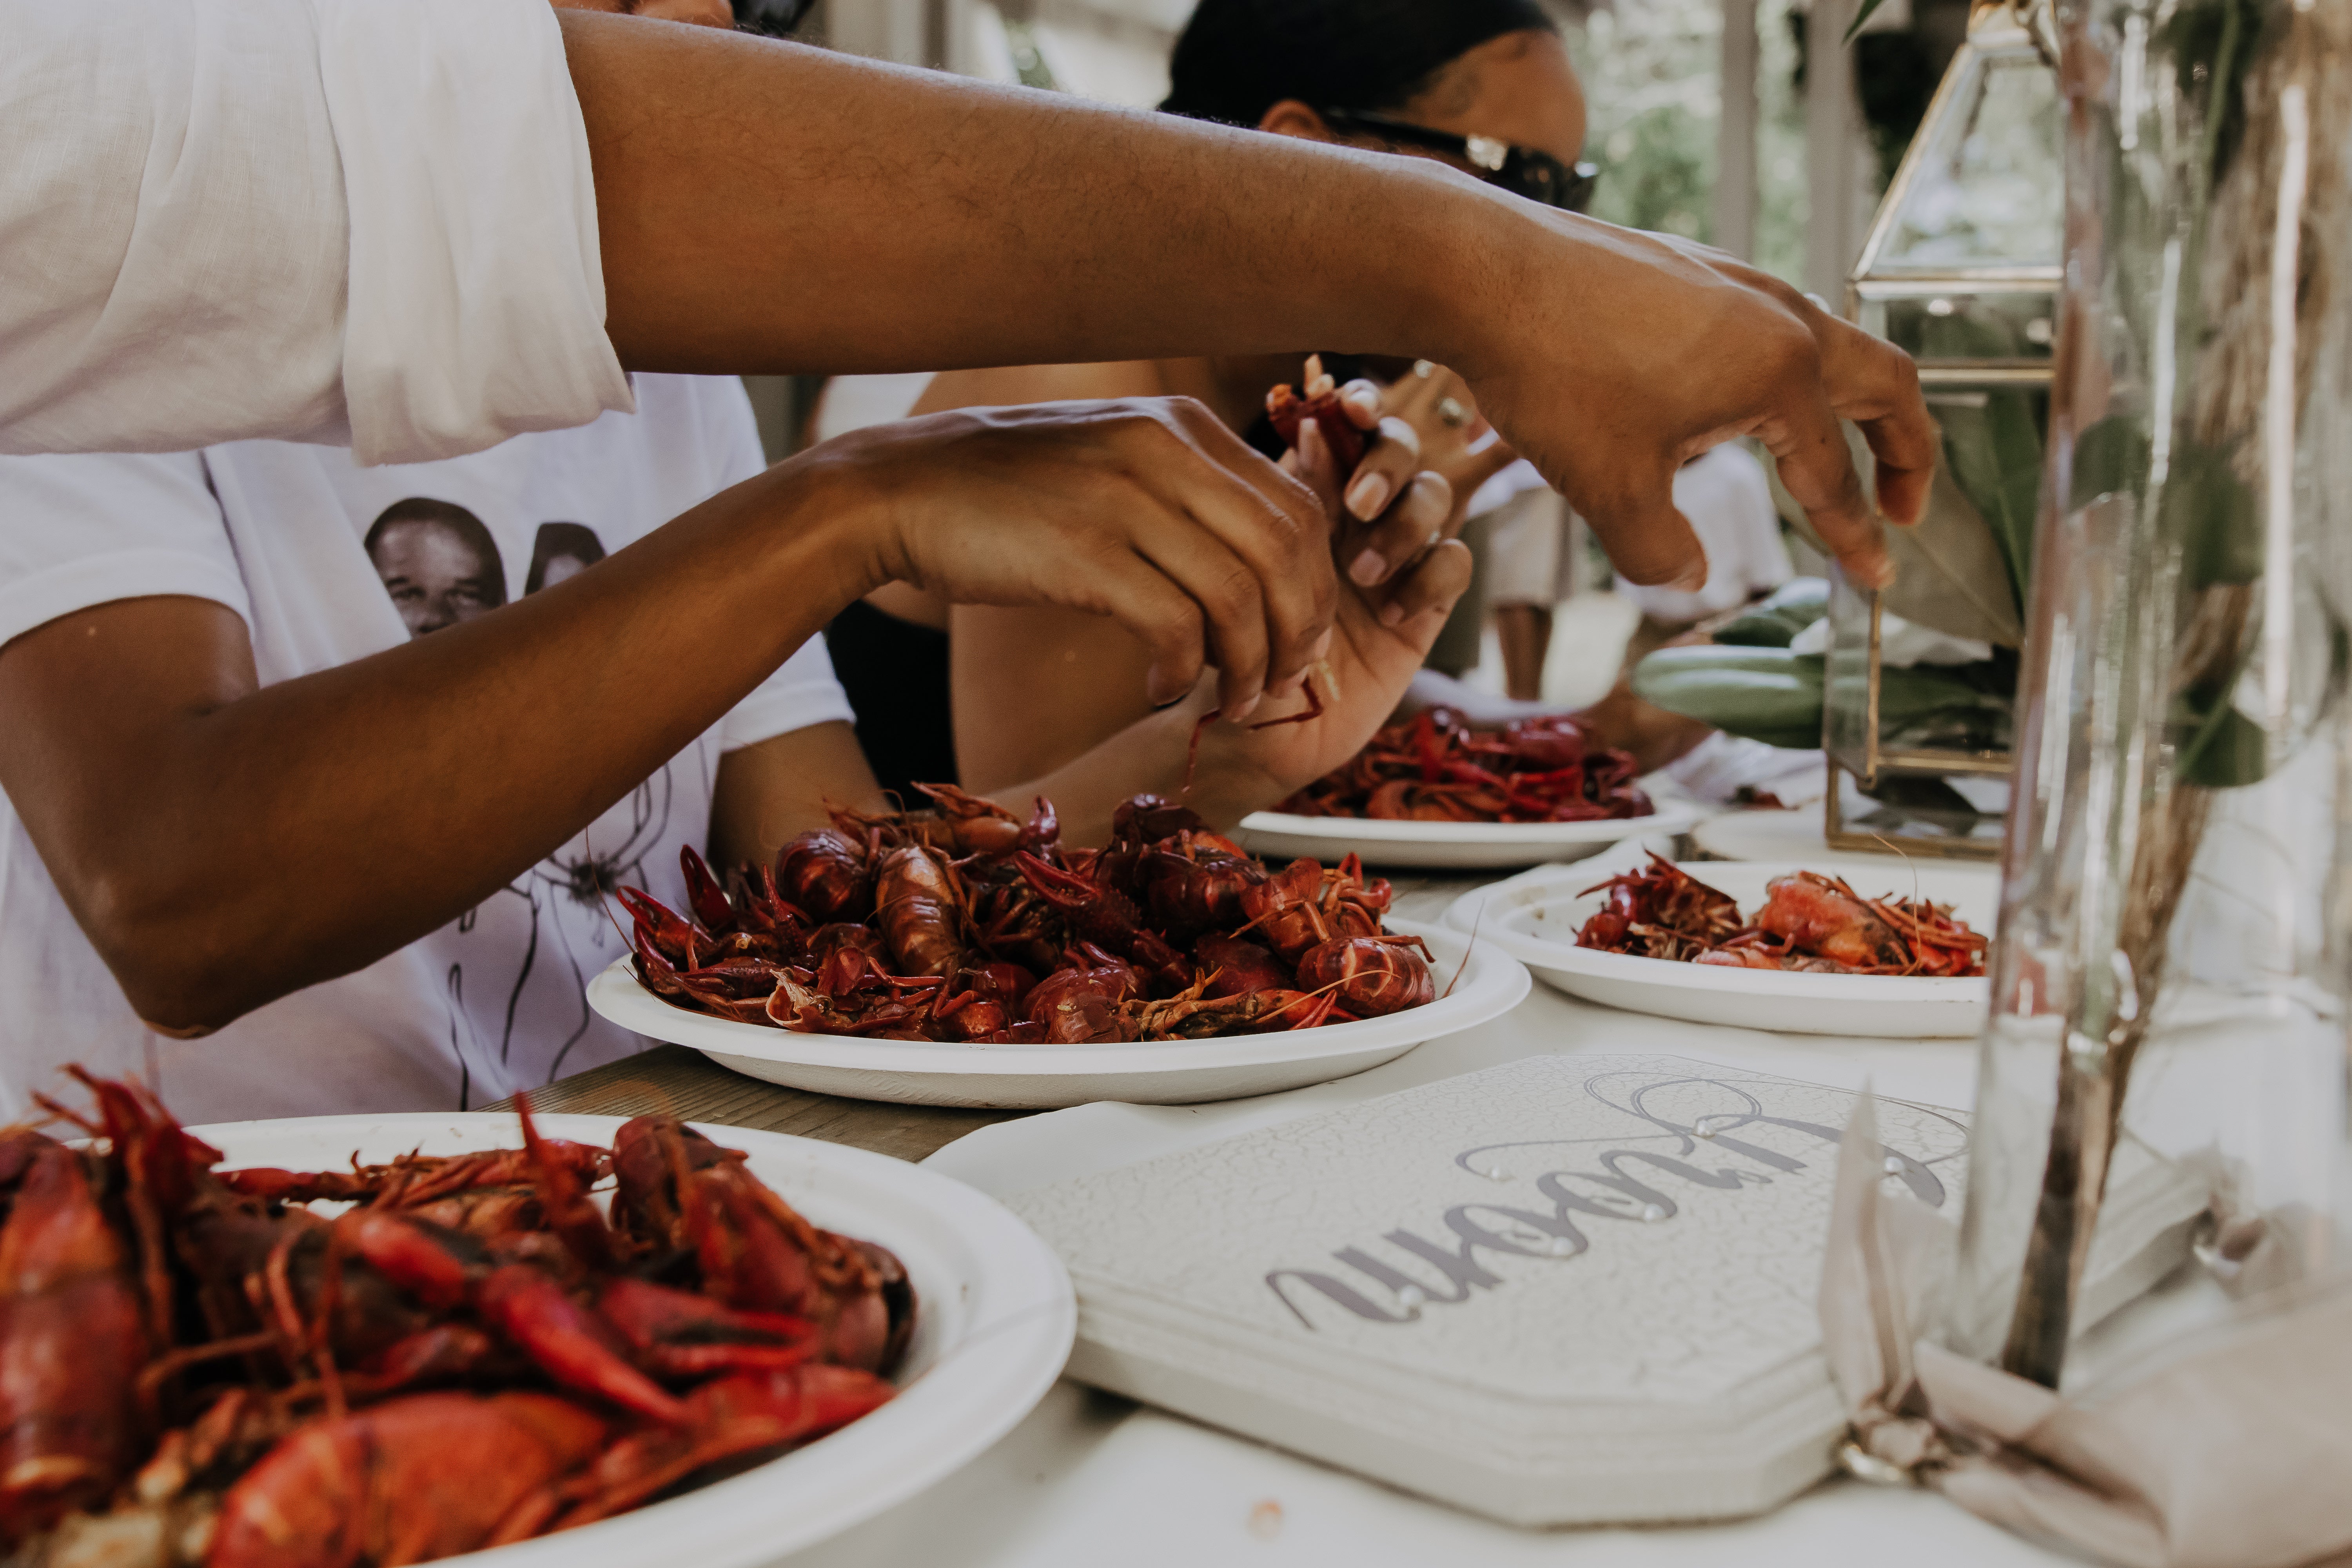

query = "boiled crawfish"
[
  {"left": 625, "top": 791, "right": 1436, "bottom": 1044},
  {"left": 1279, "top": 708, "right": 1652, "bottom": 824},
  {"left": 1, "top": 1074, "right": 910, "bottom": 1568},
  {"left": 1575, "top": 858, "right": 1988, "bottom": 977}
]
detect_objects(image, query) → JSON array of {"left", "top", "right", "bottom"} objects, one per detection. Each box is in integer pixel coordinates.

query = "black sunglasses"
[
  {"left": 731, "top": 0, "right": 819, "bottom": 36},
  {"left": 1318, "top": 107, "right": 1598, "bottom": 213}
]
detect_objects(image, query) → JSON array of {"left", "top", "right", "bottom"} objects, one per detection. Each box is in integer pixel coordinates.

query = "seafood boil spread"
[
  {"left": 623, "top": 788, "right": 1437, "bottom": 1044},
  {"left": 1575, "top": 855, "right": 1987, "bottom": 977},
  {"left": 1, "top": 1074, "right": 910, "bottom": 1568},
  {"left": 1276, "top": 710, "right": 1652, "bottom": 824}
]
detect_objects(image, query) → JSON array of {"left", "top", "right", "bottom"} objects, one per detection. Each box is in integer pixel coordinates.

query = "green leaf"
[
  {"left": 2172, "top": 697, "right": 2269, "bottom": 788},
  {"left": 1634, "top": 646, "right": 1825, "bottom": 750},
  {"left": 2161, "top": 441, "right": 2260, "bottom": 588},
  {"left": 1936, "top": 389, "right": 2045, "bottom": 613},
  {"left": 1632, "top": 644, "right": 2014, "bottom": 752},
  {"left": 2069, "top": 415, "right": 2149, "bottom": 509},
  {"left": 2069, "top": 417, "right": 2261, "bottom": 589},
  {"left": 1845, "top": 0, "right": 1891, "bottom": 42}
]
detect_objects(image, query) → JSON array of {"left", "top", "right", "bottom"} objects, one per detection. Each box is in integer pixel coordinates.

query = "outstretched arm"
[
  {"left": 563, "top": 12, "right": 1934, "bottom": 592},
  {"left": 0, "top": 399, "right": 1328, "bottom": 1033}
]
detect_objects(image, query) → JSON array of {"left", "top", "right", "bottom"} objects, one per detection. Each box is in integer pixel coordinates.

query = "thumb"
[{"left": 1573, "top": 466, "right": 1707, "bottom": 590}]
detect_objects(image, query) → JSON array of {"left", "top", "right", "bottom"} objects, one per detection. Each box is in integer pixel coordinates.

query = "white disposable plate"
[
  {"left": 1234, "top": 804, "right": 1701, "bottom": 870},
  {"left": 586, "top": 919, "right": 1528, "bottom": 1109},
  {"left": 187, "top": 1112, "right": 1075, "bottom": 1568},
  {"left": 1445, "top": 859, "right": 1999, "bottom": 1038}
]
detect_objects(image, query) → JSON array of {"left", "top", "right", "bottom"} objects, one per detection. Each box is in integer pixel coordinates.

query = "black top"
[{"left": 825, "top": 600, "right": 958, "bottom": 807}]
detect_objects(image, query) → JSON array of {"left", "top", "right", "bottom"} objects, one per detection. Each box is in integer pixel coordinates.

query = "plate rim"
[
  {"left": 586, "top": 917, "right": 1530, "bottom": 1081},
  {"left": 1236, "top": 804, "right": 1700, "bottom": 844},
  {"left": 183, "top": 1111, "right": 1076, "bottom": 1568}
]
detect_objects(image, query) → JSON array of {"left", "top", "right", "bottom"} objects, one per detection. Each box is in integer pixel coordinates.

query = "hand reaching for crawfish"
[
  {"left": 1274, "top": 360, "right": 1514, "bottom": 623},
  {"left": 1375, "top": 361, "right": 1521, "bottom": 530},
  {"left": 1176, "top": 377, "right": 1477, "bottom": 815},
  {"left": 820, "top": 395, "right": 1335, "bottom": 721}
]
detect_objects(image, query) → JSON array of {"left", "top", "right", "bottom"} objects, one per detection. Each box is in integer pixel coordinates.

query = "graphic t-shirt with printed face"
[{"left": 0, "top": 376, "right": 851, "bottom": 1122}]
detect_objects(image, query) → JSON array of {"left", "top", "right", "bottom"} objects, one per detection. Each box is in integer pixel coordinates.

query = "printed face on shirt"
[
  {"left": 524, "top": 521, "right": 608, "bottom": 596},
  {"left": 363, "top": 498, "right": 508, "bottom": 637}
]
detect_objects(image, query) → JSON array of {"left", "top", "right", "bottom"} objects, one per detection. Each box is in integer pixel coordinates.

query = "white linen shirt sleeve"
[
  {"left": 0, "top": 454, "right": 251, "bottom": 652},
  {"left": 0, "top": 0, "right": 630, "bottom": 466},
  {"left": 697, "top": 381, "right": 857, "bottom": 753}
]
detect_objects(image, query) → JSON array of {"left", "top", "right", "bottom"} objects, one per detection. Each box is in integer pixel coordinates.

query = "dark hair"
[
  {"left": 363, "top": 497, "right": 506, "bottom": 606},
  {"left": 524, "top": 521, "right": 607, "bottom": 595},
  {"left": 1161, "top": 0, "right": 1555, "bottom": 129}
]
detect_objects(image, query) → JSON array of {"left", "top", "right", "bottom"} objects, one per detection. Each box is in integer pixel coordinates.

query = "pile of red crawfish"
[
  {"left": 1276, "top": 708, "right": 1653, "bottom": 824},
  {"left": 623, "top": 788, "right": 1436, "bottom": 1043},
  {"left": 0, "top": 1072, "right": 911, "bottom": 1568},
  {"left": 1575, "top": 854, "right": 1987, "bottom": 976}
]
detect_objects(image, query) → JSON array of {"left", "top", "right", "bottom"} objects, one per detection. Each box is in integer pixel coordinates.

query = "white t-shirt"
[
  {"left": 0, "top": 376, "right": 852, "bottom": 1123},
  {"left": 1613, "top": 445, "right": 1793, "bottom": 625},
  {"left": 0, "top": 0, "right": 629, "bottom": 465}
]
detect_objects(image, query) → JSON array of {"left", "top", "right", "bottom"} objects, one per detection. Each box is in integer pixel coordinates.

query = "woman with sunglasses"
[{"left": 830, "top": 0, "right": 1626, "bottom": 815}]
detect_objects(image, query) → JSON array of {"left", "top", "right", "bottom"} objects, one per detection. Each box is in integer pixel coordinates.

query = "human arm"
[
  {"left": 706, "top": 720, "right": 889, "bottom": 872},
  {"left": 941, "top": 361, "right": 1464, "bottom": 789},
  {"left": 0, "top": 399, "right": 1330, "bottom": 1031},
  {"left": 562, "top": 11, "right": 1933, "bottom": 591}
]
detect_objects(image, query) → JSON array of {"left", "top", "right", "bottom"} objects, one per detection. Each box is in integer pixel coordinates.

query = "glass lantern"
[{"left": 1823, "top": 0, "right": 2061, "bottom": 859}]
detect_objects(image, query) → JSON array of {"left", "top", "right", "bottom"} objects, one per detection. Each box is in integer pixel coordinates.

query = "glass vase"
[{"left": 1946, "top": 0, "right": 2352, "bottom": 1387}]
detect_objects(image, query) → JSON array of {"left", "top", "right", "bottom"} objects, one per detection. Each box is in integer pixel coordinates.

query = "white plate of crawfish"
[
  {"left": 174, "top": 1112, "right": 1075, "bottom": 1568},
  {"left": 588, "top": 918, "right": 1529, "bottom": 1109},
  {"left": 1235, "top": 804, "right": 1700, "bottom": 871},
  {"left": 1446, "top": 859, "right": 1999, "bottom": 1038}
]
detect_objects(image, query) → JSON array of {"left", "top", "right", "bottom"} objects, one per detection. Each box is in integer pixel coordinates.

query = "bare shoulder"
[{"left": 914, "top": 361, "right": 1163, "bottom": 414}]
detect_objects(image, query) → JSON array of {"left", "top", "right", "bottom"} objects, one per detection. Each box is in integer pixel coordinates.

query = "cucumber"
[
  {"left": 1633, "top": 645, "right": 2016, "bottom": 752},
  {"left": 1711, "top": 577, "right": 1830, "bottom": 648},
  {"left": 1632, "top": 646, "right": 1824, "bottom": 749}
]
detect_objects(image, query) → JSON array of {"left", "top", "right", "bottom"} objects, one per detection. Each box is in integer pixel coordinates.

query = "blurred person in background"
[
  {"left": 1476, "top": 483, "right": 1573, "bottom": 702},
  {"left": 1612, "top": 443, "right": 1790, "bottom": 667}
]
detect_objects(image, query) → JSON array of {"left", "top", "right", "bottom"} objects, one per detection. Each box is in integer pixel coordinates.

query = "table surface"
[{"left": 485, "top": 1043, "right": 1024, "bottom": 1161}]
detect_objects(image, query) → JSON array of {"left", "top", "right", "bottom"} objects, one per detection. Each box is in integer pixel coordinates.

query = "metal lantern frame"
[{"left": 1824, "top": 0, "right": 2058, "bottom": 860}]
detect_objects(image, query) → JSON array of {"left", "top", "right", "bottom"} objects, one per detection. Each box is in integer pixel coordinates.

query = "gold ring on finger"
[{"left": 1437, "top": 397, "right": 1468, "bottom": 427}]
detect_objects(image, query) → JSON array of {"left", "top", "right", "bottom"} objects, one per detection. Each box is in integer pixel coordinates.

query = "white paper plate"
[
  {"left": 1444, "top": 860, "right": 1998, "bottom": 1038},
  {"left": 1234, "top": 804, "right": 1701, "bottom": 870},
  {"left": 586, "top": 919, "right": 1528, "bottom": 1109},
  {"left": 187, "top": 1112, "right": 1074, "bottom": 1568}
]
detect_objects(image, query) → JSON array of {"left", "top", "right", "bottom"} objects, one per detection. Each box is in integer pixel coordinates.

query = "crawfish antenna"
[
  {"left": 584, "top": 823, "right": 637, "bottom": 953},
  {"left": 1182, "top": 709, "right": 1218, "bottom": 801},
  {"left": 1444, "top": 902, "right": 1483, "bottom": 1000}
]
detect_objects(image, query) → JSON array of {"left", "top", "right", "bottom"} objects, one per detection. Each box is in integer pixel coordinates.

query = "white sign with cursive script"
[{"left": 1004, "top": 1054, "right": 2193, "bottom": 1527}]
